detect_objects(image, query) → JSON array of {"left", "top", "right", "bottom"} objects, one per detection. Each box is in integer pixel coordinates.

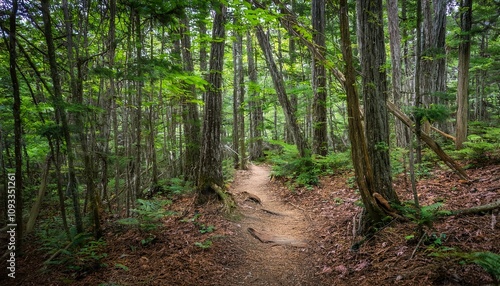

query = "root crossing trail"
[{"left": 223, "top": 164, "right": 315, "bottom": 285}]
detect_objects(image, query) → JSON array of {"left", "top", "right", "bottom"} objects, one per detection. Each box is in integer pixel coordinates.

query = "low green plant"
[
  {"left": 164, "top": 177, "right": 193, "bottom": 195},
  {"left": 396, "top": 201, "right": 451, "bottom": 228},
  {"left": 198, "top": 224, "right": 215, "bottom": 234},
  {"left": 432, "top": 250, "right": 500, "bottom": 283},
  {"left": 453, "top": 123, "right": 500, "bottom": 163},
  {"left": 117, "top": 199, "right": 174, "bottom": 231},
  {"left": 45, "top": 236, "right": 108, "bottom": 273},
  {"left": 194, "top": 239, "right": 213, "bottom": 249},
  {"left": 182, "top": 212, "right": 215, "bottom": 234}
]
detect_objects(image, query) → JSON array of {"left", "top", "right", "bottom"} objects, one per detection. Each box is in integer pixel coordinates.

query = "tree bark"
[
  {"left": 41, "top": 0, "right": 83, "bottom": 234},
  {"left": 197, "top": 4, "right": 233, "bottom": 209},
  {"left": 9, "top": 0, "right": 24, "bottom": 251},
  {"left": 339, "top": 0, "right": 386, "bottom": 223},
  {"left": 357, "top": 0, "right": 399, "bottom": 203},
  {"left": 255, "top": 25, "right": 309, "bottom": 158},
  {"left": 180, "top": 16, "right": 201, "bottom": 182},
  {"left": 247, "top": 31, "right": 264, "bottom": 160},
  {"left": 456, "top": 0, "right": 473, "bottom": 150},
  {"left": 386, "top": 0, "right": 408, "bottom": 147},
  {"left": 312, "top": 0, "right": 328, "bottom": 156}
]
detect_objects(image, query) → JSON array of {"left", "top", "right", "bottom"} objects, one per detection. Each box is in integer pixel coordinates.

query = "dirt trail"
[{"left": 223, "top": 164, "right": 315, "bottom": 285}]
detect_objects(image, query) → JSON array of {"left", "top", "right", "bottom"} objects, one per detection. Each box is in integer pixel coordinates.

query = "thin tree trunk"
[
  {"left": 255, "top": 25, "right": 308, "bottom": 158},
  {"left": 456, "top": 0, "right": 473, "bottom": 150},
  {"left": 26, "top": 155, "right": 51, "bottom": 234},
  {"left": 9, "top": 0, "right": 24, "bottom": 250},
  {"left": 247, "top": 31, "right": 264, "bottom": 160},
  {"left": 386, "top": 0, "right": 408, "bottom": 147},
  {"left": 62, "top": 0, "right": 101, "bottom": 238},
  {"left": 41, "top": 0, "right": 83, "bottom": 234},
  {"left": 312, "top": 0, "right": 328, "bottom": 156},
  {"left": 134, "top": 9, "right": 143, "bottom": 199},
  {"left": 413, "top": 0, "right": 423, "bottom": 163}
]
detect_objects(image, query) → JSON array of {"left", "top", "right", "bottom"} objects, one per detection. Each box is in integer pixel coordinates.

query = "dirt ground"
[{"left": 1, "top": 162, "right": 499, "bottom": 285}]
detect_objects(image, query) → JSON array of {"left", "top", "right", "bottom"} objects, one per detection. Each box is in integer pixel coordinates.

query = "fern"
[{"left": 433, "top": 250, "right": 500, "bottom": 282}]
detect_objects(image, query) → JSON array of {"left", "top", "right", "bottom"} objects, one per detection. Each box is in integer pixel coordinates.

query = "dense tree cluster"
[{"left": 0, "top": 0, "right": 499, "bottom": 253}]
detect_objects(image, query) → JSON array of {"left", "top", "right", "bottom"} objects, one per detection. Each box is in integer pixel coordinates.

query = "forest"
[{"left": 0, "top": 0, "right": 499, "bottom": 285}]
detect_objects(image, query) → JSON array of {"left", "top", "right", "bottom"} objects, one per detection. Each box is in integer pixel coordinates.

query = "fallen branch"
[
  {"left": 386, "top": 101, "right": 469, "bottom": 181},
  {"left": 430, "top": 126, "right": 456, "bottom": 142},
  {"left": 449, "top": 199, "right": 500, "bottom": 216}
]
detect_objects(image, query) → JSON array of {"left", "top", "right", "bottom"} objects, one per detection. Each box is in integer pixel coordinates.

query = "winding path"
[{"left": 222, "top": 164, "right": 315, "bottom": 285}]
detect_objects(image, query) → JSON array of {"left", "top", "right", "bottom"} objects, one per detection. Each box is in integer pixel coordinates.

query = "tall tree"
[
  {"left": 357, "top": 0, "right": 399, "bottom": 203},
  {"left": 339, "top": 0, "right": 385, "bottom": 223},
  {"left": 41, "top": 0, "right": 83, "bottom": 234},
  {"left": 386, "top": 0, "right": 408, "bottom": 147},
  {"left": 180, "top": 16, "right": 201, "bottom": 182},
  {"left": 62, "top": 0, "right": 101, "bottom": 238},
  {"left": 247, "top": 31, "right": 264, "bottom": 160},
  {"left": 255, "top": 25, "right": 309, "bottom": 158},
  {"left": 312, "top": 0, "right": 328, "bottom": 156},
  {"left": 456, "top": 0, "right": 473, "bottom": 149},
  {"left": 197, "top": 4, "right": 233, "bottom": 209},
  {"left": 232, "top": 17, "right": 246, "bottom": 169},
  {"left": 9, "top": 0, "right": 24, "bottom": 251}
]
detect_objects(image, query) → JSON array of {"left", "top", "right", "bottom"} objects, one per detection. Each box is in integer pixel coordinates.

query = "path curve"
[{"left": 222, "top": 164, "right": 315, "bottom": 285}]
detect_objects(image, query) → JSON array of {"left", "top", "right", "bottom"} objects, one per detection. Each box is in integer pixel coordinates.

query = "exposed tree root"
[{"left": 211, "top": 183, "right": 237, "bottom": 213}]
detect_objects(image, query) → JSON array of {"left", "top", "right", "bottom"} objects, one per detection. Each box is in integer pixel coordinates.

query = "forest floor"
[{"left": 1, "top": 161, "right": 499, "bottom": 285}]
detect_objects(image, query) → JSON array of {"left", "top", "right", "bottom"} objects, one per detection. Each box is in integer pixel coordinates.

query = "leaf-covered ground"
[{"left": 1, "top": 161, "right": 498, "bottom": 285}]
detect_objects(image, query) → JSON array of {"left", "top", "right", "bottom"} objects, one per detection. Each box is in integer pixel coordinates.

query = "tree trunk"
[
  {"left": 357, "top": 0, "right": 399, "bottom": 203},
  {"left": 9, "top": 0, "right": 24, "bottom": 251},
  {"left": 62, "top": 0, "right": 101, "bottom": 238},
  {"left": 312, "top": 0, "right": 328, "bottom": 156},
  {"left": 387, "top": 101, "right": 469, "bottom": 180},
  {"left": 339, "top": 0, "right": 386, "bottom": 223},
  {"left": 197, "top": 4, "right": 233, "bottom": 210},
  {"left": 41, "top": 0, "right": 83, "bottom": 234},
  {"left": 247, "top": 31, "right": 264, "bottom": 160},
  {"left": 255, "top": 25, "right": 309, "bottom": 158},
  {"left": 180, "top": 16, "right": 201, "bottom": 182},
  {"left": 232, "top": 18, "right": 242, "bottom": 168},
  {"left": 133, "top": 9, "right": 143, "bottom": 201},
  {"left": 456, "top": 0, "right": 473, "bottom": 150},
  {"left": 386, "top": 0, "right": 408, "bottom": 147},
  {"left": 26, "top": 155, "right": 51, "bottom": 234}
]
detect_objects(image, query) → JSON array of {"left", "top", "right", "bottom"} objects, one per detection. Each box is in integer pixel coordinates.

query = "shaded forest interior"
[{"left": 0, "top": 0, "right": 499, "bottom": 285}]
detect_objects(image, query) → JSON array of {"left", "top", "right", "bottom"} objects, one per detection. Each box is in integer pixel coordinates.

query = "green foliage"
[
  {"left": 266, "top": 140, "right": 351, "bottom": 188},
  {"left": 412, "top": 104, "right": 451, "bottom": 123},
  {"left": 198, "top": 224, "right": 215, "bottom": 234},
  {"left": 44, "top": 233, "right": 108, "bottom": 274},
  {"left": 453, "top": 123, "right": 500, "bottom": 162},
  {"left": 117, "top": 199, "right": 174, "bottom": 231},
  {"left": 114, "top": 263, "right": 129, "bottom": 271},
  {"left": 268, "top": 145, "right": 319, "bottom": 187},
  {"left": 182, "top": 212, "right": 215, "bottom": 234},
  {"left": 160, "top": 177, "right": 193, "bottom": 196},
  {"left": 194, "top": 239, "right": 213, "bottom": 249},
  {"left": 432, "top": 250, "right": 500, "bottom": 282},
  {"left": 396, "top": 202, "right": 451, "bottom": 227}
]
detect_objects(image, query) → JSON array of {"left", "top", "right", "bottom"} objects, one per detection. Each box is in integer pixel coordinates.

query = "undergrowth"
[
  {"left": 265, "top": 140, "right": 351, "bottom": 188},
  {"left": 117, "top": 199, "right": 175, "bottom": 231}
]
